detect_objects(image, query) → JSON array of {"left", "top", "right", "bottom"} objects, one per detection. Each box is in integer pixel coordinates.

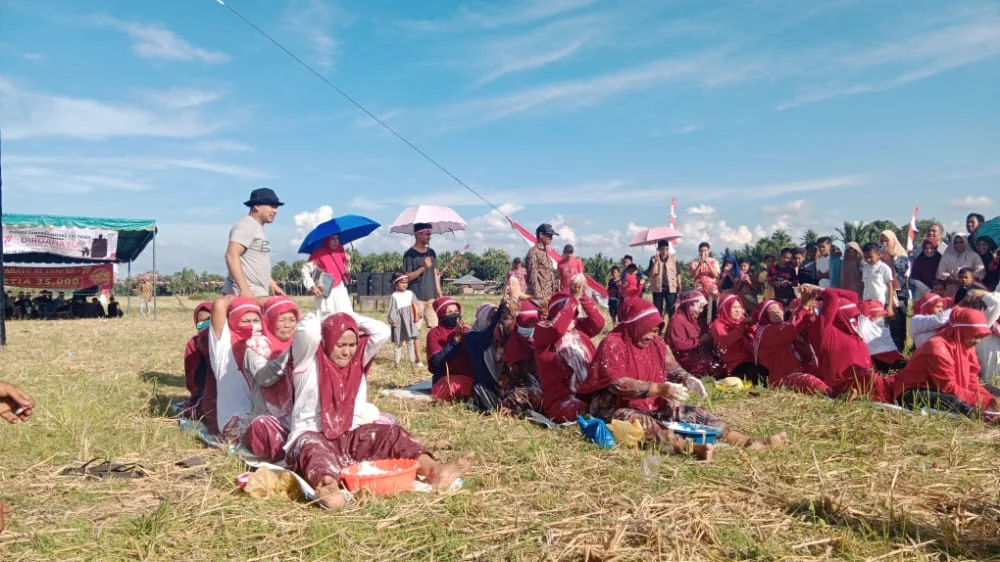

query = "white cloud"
[
  {"left": 949, "top": 195, "right": 994, "bottom": 209},
  {"left": 23, "top": 53, "right": 45, "bottom": 61},
  {"left": 98, "top": 17, "right": 229, "bottom": 63},
  {"left": 284, "top": 0, "right": 352, "bottom": 71},
  {"left": 446, "top": 51, "right": 764, "bottom": 125},
  {"left": 777, "top": 8, "right": 1000, "bottom": 109},
  {"left": 291, "top": 205, "right": 335, "bottom": 247},
  {"left": 761, "top": 199, "right": 813, "bottom": 215},
  {"left": 476, "top": 39, "right": 587, "bottom": 86},
  {"left": 345, "top": 175, "right": 865, "bottom": 210},
  {"left": 686, "top": 204, "right": 716, "bottom": 216},
  {"left": 0, "top": 78, "right": 229, "bottom": 140},
  {"left": 141, "top": 88, "right": 224, "bottom": 110},
  {"left": 402, "top": 0, "right": 598, "bottom": 32},
  {"left": 192, "top": 140, "right": 253, "bottom": 152}
]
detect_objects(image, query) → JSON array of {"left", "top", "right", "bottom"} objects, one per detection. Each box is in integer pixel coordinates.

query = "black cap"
[
  {"left": 536, "top": 223, "right": 558, "bottom": 237},
  {"left": 244, "top": 187, "right": 284, "bottom": 207}
]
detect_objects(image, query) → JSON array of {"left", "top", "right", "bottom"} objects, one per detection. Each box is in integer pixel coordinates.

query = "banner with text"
[
  {"left": 2, "top": 224, "right": 118, "bottom": 260},
  {"left": 3, "top": 264, "right": 115, "bottom": 291}
]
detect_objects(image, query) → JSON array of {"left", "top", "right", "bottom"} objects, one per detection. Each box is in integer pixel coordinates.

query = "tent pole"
[
  {"left": 152, "top": 224, "right": 157, "bottom": 320},
  {"left": 0, "top": 129, "right": 6, "bottom": 347},
  {"left": 126, "top": 261, "right": 132, "bottom": 315}
]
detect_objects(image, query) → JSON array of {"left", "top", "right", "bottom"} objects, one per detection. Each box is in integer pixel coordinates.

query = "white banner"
[{"left": 3, "top": 225, "right": 119, "bottom": 260}]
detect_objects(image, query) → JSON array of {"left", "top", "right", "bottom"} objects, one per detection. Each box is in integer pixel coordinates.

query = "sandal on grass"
[{"left": 59, "top": 457, "right": 148, "bottom": 479}]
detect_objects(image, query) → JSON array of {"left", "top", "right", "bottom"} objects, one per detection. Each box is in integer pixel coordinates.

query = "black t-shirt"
[{"left": 403, "top": 247, "right": 438, "bottom": 301}]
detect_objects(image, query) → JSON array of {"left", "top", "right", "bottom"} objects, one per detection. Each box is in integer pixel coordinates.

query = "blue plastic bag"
[{"left": 577, "top": 415, "right": 616, "bottom": 449}]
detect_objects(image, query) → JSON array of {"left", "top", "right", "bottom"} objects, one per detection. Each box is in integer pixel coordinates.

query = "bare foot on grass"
[
  {"left": 427, "top": 454, "right": 473, "bottom": 491},
  {"left": 315, "top": 476, "right": 348, "bottom": 510},
  {"left": 692, "top": 443, "right": 713, "bottom": 462}
]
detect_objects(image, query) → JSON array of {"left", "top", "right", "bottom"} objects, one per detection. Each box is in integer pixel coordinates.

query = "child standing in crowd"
[
  {"left": 862, "top": 243, "right": 894, "bottom": 311},
  {"left": 388, "top": 273, "right": 421, "bottom": 369},
  {"left": 557, "top": 244, "right": 585, "bottom": 292},
  {"left": 622, "top": 264, "right": 643, "bottom": 298},
  {"left": 771, "top": 248, "right": 797, "bottom": 306},
  {"left": 759, "top": 255, "right": 776, "bottom": 300},
  {"left": 606, "top": 266, "right": 622, "bottom": 324}
]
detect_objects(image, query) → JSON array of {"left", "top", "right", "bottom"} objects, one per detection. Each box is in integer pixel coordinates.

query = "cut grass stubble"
[{"left": 0, "top": 296, "right": 998, "bottom": 561}]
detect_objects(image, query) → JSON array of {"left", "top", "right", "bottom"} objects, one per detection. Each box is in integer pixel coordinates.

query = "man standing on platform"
[{"left": 223, "top": 188, "right": 286, "bottom": 304}]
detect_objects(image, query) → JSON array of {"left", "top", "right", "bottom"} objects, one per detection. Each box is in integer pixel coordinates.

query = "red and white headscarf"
[{"left": 226, "top": 297, "right": 262, "bottom": 378}]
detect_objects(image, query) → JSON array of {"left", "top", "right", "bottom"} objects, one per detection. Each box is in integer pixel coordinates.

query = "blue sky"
[{"left": 1, "top": 0, "right": 998, "bottom": 274}]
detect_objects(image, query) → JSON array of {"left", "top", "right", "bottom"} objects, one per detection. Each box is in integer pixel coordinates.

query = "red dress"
[
  {"left": 666, "top": 291, "right": 725, "bottom": 378},
  {"left": 709, "top": 294, "right": 754, "bottom": 374},
  {"left": 891, "top": 308, "right": 994, "bottom": 409},
  {"left": 752, "top": 300, "right": 830, "bottom": 396},
  {"left": 426, "top": 297, "right": 475, "bottom": 401},
  {"left": 810, "top": 289, "right": 892, "bottom": 401},
  {"left": 535, "top": 293, "right": 605, "bottom": 422}
]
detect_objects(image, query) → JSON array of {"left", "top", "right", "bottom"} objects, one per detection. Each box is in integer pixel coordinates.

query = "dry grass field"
[{"left": 0, "top": 296, "right": 998, "bottom": 561}]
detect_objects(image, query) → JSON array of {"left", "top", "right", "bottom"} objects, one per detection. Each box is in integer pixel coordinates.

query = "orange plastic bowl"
[{"left": 340, "top": 458, "right": 419, "bottom": 496}]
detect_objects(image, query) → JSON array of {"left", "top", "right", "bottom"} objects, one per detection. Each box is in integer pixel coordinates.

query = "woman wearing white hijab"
[{"left": 936, "top": 235, "right": 985, "bottom": 298}]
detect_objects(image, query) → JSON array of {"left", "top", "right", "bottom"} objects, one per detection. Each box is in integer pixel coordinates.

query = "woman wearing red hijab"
[
  {"left": 752, "top": 292, "right": 830, "bottom": 396},
  {"left": 891, "top": 308, "right": 1000, "bottom": 416},
  {"left": 181, "top": 301, "right": 214, "bottom": 421},
  {"left": 208, "top": 296, "right": 263, "bottom": 438},
  {"left": 579, "top": 298, "right": 787, "bottom": 460},
  {"left": 300, "top": 234, "right": 353, "bottom": 316},
  {"left": 808, "top": 286, "right": 893, "bottom": 401},
  {"left": 667, "top": 291, "right": 726, "bottom": 378},
  {"left": 499, "top": 301, "right": 543, "bottom": 414},
  {"left": 709, "top": 294, "right": 765, "bottom": 384},
  {"left": 535, "top": 279, "right": 606, "bottom": 422},
  {"left": 426, "top": 297, "right": 475, "bottom": 401},
  {"left": 241, "top": 297, "right": 300, "bottom": 462},
  {"left": 279, "top": 313, "right": 468, "bottom": 508}
]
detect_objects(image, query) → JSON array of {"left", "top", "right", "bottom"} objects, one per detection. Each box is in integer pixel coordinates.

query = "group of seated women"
[
  {"left": 179, "top": 272, "right": 1000, "bottom": 505},
  {"left": 181, "top": 295, "right": 468, "bottom": 508}
]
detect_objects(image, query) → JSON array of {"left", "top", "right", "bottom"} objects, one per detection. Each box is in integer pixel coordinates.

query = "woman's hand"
[
  {"left": 311, "top": 286, "right": 324, "bottom": 297},
  {"left": 0, "top": 382, "right": 33, "bottom": 423},
  {"left": 654, "top": 381, "right": 689, "bottom": 403}
]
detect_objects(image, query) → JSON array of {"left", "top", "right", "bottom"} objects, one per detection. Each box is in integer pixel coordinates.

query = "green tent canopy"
[{"left": 2, "top": 213, "right": 157, "bottom": 264}]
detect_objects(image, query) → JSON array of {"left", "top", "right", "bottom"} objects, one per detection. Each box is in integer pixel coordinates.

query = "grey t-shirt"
[
  {"left": 223, "top": 215, "right": 271, "bottom": 297},
  {"left": 403, "top": 247, "right": 438, "bottom": 301}
]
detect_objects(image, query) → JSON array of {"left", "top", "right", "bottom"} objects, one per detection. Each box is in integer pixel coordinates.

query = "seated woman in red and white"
[
  {"left": 709, "top": 294, "right": 766, "bottom": 385},
  {"left": 535, "top": 279, "right": 605, "bottom": 422},
  {"left": 910, "top": 292, "right": 952, "bottom": 350},
  {"left": 426, "top": 297, "right": 475, "bottom": 401},
  {"left": 281, "top": 313, "right": 469, "bottom": 508},
  {"left": 666, "top": 290, "right": 726, "bottom": 378},
  {"left": 891, "top": 307, "right": 1000, "bottom": 417},
  {"left": 241, "top": 296, "right": 301, "bottom": 462},
  {"left": 808, "top": 286, "right": 893, "bottom": 401},
  {"left": 181, "top": 301, "right": 215, "bottom": 424},
  {"left": 579, "top": 298, "right": 787, "bottom": 460},
  {"left": 208, "top": 296, "right": 262, "bottom": 439},
  {"left": 857, "top": 300, "right": 909, "bottom": 372},
  {"left": 752, "top": 293, "right": 830, "bottom": 396}
]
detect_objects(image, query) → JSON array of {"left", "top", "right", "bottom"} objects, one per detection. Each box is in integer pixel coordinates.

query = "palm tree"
[{"left": 835, "top": 220, "right": 866, "bottom": 243}]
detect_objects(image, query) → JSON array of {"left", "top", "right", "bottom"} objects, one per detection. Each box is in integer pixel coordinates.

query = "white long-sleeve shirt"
[
  {"left": 208, "top": 324, "right": 252, "bottom": 435},
  {"left": 910, "top": 310, "right": 952, "bottom": 350},
  {"left": 977, "top": 292, "right": 1000, "bottom": 384},
  {"left": 284, "top": 313, "right": 388, "bottom": 450}
]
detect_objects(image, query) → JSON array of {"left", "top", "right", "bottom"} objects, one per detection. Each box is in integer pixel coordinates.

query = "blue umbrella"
[
  {"left": 297, "top": 214, "right": 380, "bottom": 255},
  {"left": 975, "top": 217, "right": 1000, "bottom": 249}
]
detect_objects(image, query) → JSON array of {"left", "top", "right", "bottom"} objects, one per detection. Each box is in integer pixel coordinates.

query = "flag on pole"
[
  {"left": 506, "top": 215, "right": 609, "bottom": 307},
  {"left": 669, "top": 197, "right": 678, "bottom": 252},
  {"left": 905, "top": 205, "right": 919, "bottom": 300},
  {"left": 906, "top": 205, "right": 919, "bottom": 253}
]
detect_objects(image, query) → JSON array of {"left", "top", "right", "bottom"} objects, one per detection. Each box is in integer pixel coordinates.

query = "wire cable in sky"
[{"left": 213, "top": 0, "right": 504, "bottom": 215}]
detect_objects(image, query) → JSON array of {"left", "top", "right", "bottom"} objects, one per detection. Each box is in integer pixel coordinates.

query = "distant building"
[{"left": 450, "top": 274, "right": 488, "bottom": 295}]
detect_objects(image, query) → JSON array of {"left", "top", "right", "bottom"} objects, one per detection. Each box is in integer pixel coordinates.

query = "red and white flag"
[
  {"left": 906, "top": 205, "right": 919, "bottom": 253},
  {"left": 506, "top": 215, "right": 609, "bottom": 307}
]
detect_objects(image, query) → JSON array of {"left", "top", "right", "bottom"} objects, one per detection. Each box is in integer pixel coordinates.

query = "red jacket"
[
  {"left": 534, "top": 296, "right": 604, "bottom": 412},
  {"left": 709, "top": 319, "right": 754, "bottom": 373},
  {"left": 754, "top": 309, "right": 815, "bottom": 383}
]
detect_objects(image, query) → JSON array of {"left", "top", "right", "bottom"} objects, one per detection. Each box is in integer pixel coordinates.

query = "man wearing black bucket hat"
[{"left": 223, "top": 188, "right": 286, "bottom": 302}]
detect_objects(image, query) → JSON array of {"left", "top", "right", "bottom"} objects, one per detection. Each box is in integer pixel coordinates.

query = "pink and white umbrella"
[
  {"left": 628, "top": 226, "right": 684, "bottom": 247},
  {"left": 389, "top": 205, "right": 466, "bottom": 235}
]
